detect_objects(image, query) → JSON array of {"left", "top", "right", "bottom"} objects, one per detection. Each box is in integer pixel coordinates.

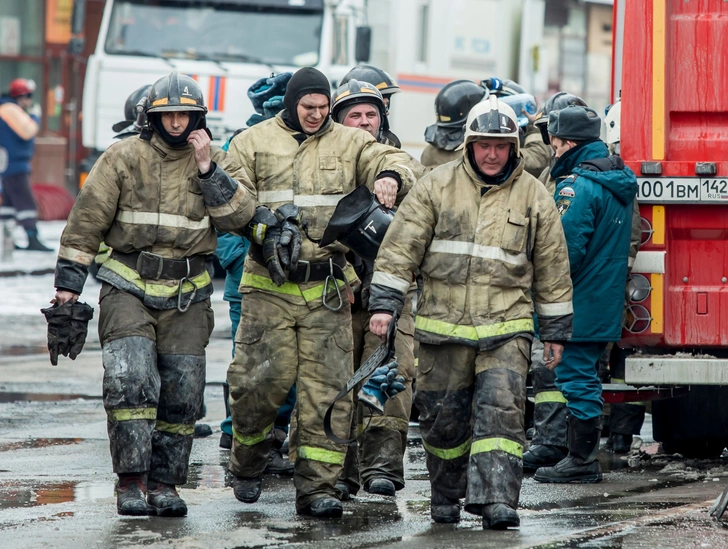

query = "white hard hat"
[
  {"left": 463, "top": 95, "right": 520, "bottom": 155},
  {"left": 605, "top": 100, "right": 621, "bottom": 145}
]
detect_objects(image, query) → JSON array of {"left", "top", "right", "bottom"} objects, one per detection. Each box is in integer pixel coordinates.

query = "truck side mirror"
[
  {"left": 355, "top": 26, "right": 372, "bottom": 63},
  {"left": 68, "top": 0, "right": 86, "bottom": 54}
]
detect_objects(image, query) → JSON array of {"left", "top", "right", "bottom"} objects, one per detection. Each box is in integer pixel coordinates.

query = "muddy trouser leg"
[
  {"left": 228, "top": 292, "right": 298, "bottom": 479},
  {"left": 609, "top": 403, "right": 646, "bottom": 436},
  {"left": 358, "top": 294, "right": 415, "bottom": 492},
  {"left": 1, "top": 173, "right": 38, "bottom": 233},
  {"left": 292, "top": 300, "right": 354, "bottom": 511},
  {"left": 465, "top": 338, "right": 530, "bottom": 515},
  {"left": 98, "top": 286, "right": 161, "bottom": 475},
  {"left": 530, "top": 339, "right": 568, "bottom": 448},
  {"left": 415, "top": 343, "right": 476, "bottom": 501},
  {"left": 338, "top": 307, "right": 368, "bottom": 495},
  {"left": 555, "top": 342, "right": 608, "bottom": 421}
]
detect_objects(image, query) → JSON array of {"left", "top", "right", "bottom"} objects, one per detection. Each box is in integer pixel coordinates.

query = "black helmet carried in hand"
[
  {"left": 146, "top": 72, "right": 207, "bottom": 114},
  {"left": 424, "top": 80, "right": 487, "bottom": 151},
  {"left": 534, "top": 91, "right": 588, "bottom": 144},
  {"left": 481, "top": 78, "right": 527, "bottom": 97},
  {"left": 112, "top": 84, "right": 152, "bottom": 134}
]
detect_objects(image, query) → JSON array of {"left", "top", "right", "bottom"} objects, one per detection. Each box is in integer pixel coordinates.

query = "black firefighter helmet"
[
  {"left": 145, "top": 72, "right": 208, "bottom": 146},
  {"left": 533, "top": 91, "right": 588, "bottom": 144},
  {"left": 424, "top": 80, "right": 487, "bottom": 151},
  {"left": 341, "top": 64, "right": 400, "bottom": 112},
  {"left": 332, "top": 79, "right": 390, "bottom": 141},
  {"left": 319, "top": 185, "right": 395, "bottom": 262},
  {"left": 112, "top": 84, "right": 153, "bottom": 134}
]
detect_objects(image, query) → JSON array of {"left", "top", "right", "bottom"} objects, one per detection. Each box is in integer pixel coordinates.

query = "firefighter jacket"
[
  {"left": 55, "top": 133, "right": 256, "bottom": 309},
  {"left": 551, "top": 140, "right": 638, "bottom": 342},
  {"left": 420, "top": 144, "right": 461, "bottom": 169},
  {"left": 226, "top": 113, "right": 418, "bottom": 309},
  {"left": 522, "top": 123, "right": 552, "bottom": 178},
  {"left": 368, "top": 152, "right": 574, "bottom": 350}
]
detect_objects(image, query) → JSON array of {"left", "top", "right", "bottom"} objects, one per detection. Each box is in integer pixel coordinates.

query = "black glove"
[
  {"left": 40, "top": 300, "right": 95, "bottom": 366},
  {"left": 262, "top": 225, "right": 287, "bottom": 286},
  {"left": 247, "top": 206, "right": 280, "bottom": 245},
  {"left": 275, "top": 204, "right": 304, "bottom": 272}
]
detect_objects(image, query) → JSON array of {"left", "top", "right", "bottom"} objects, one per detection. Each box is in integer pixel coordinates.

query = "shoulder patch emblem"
[
  {"left": 558, "top": 186, "right": 575, "bottom": 198},
  {"left": 556, "top": 199, "right": 571, "bottom": 216}
]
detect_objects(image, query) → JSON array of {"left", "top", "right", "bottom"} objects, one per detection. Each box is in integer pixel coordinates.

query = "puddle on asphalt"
[
  {"left": 0, "top": 392, "right": 102, "bottom": 404},
  {"left": 0, "top": 480, "right": 114, "bottom": 510},
  {"left": 0, "top": 438, "right": 84, "bottom": 452}
]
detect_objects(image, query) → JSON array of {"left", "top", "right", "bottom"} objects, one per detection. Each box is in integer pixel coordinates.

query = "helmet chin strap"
[{"left": 149, "top": 112, "right": 203, "bottom": 148}]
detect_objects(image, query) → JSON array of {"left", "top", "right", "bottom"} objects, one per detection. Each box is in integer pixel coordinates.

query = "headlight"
[
  {"left": 627, "top": 274, "right": 651, "bottom": 303},
  {"left": 625, "top": 304, "right": 652, "bottom": 334},
  {"left": 640, "top": 217, "right": 653, "bottom": 245}
]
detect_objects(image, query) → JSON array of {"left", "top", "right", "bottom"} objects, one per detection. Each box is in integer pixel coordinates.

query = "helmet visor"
[{"left": 469, "top": 110, "right": 518, "bottom": 134}]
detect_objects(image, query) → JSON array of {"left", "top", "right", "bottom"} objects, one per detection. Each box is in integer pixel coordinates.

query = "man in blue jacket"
[{"left": 534, "top": 106, "right": 637, "bottom": 484}]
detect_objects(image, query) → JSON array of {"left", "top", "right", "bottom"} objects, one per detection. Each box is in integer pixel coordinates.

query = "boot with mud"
[
  {"left": 365, "top": 478, "right": 396, "bottom": 497},
  {"left": 116, "top": 473, "right": 150, "bottom": 516},
  {"left": 534, "top": 416, "right": 602, "bottom": 484},
  {"left": 147, "top": 480, "right": 188, "bottom": 517},
  {"left": 523, "top": 443, "right": 568, "bottom": 471},
  {"left": 482, "top": 503, "right": 520, "bottom": 530},
  {"left": 298, "top": 496, "right": 343, "bottom": 518},
  {"left": 430, "top": 488, "right": 460, "bottom": 523},
  {"left": 231, "top": 475, "right": 262, "bottom": 503}
]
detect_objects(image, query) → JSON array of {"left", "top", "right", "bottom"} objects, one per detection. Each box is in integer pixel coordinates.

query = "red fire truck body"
[{"left": 614, "top": 0, "right": 728, "bottom": 454}]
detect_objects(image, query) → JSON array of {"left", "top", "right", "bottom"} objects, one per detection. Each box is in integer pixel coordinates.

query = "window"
[
  {"left": 0, "top": 0, "right": 44, "bottom": 57},
  {"left": 417, "top": 1, "right": 430, "bottom": 63}
]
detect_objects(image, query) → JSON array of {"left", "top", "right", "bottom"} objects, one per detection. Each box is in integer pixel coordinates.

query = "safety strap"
[{"left": 323, "top": 317, "right": 398, "bottom": 444}]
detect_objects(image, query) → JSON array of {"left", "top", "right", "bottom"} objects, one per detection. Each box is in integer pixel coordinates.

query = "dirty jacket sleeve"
[
  {"left": 55, "top": 151, "right": 122, "bottom": 293},
  {"left": 522, "top": 124, "right": 552, "bottom": 177},
  {"left": 532, "top": 186, "right": 574, "bottom": 342},
  {"left": 368, "top": 179, "right": 437, "bottom": 315},
  {"left": 356, "top": 138, "right": 418, "bottom": 201},
  {"left": 198, "top": 148, "right": 257, "bottom": 234}
]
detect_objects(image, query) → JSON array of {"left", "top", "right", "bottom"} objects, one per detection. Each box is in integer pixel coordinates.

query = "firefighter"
[
  {"left": 340, "top": 64, "right": 401, "bottom": 115},
  {"left": 534, "top": 106, "right": 637, "bottom": 484},
  {"left": 523, "top": 91, "right": 589, "bottom": 471},
  {"left": 368, "top": 97, "right": 574, "bottom": 529},
  {"left": 0, "top": 78, "right": 53, "bottom": 251},
  {"left": 50, "top": 72, "right": 256, "bottom": 516},
  {"left": 329, "top": 79, "right": 417, "bottom": 498},
  {"left": 482, "top": 78, "right": 551, "bottom": 178},
  {"left": 421, "top": 80, "right": 487, "bottom": 168},
  {"left": 225, "top": 67, "right": 418, "bottom": 518}
]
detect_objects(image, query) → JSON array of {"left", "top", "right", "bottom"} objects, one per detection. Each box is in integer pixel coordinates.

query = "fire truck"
[{"left": 614, "top": 0, "right": 728, "bottom": 456}]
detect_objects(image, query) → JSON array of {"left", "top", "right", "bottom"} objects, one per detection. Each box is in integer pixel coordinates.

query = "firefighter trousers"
[
  {"left": 530, "top": 338, "right": 568, "bottom": 448},
  {"left": 227, "top": 290, "right": 353, "bottom": 511},
  {"left": 340, "top": 297, "right": 415, "bottom": 493},
  {"left": 98, "top": 284, "right": 214, "bottom": 486},
  {"left": 415, "top": 338, "right": 530, "bottom": 515}
]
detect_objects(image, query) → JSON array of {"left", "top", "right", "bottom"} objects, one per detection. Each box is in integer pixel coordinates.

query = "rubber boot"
[
  {"left": 298, "top": 496, "right": 343, "bottom": 518},
  {"left": 482, "top": 503, "right": 520, "bottom": 530},
  {"left": 534, "top": 416, "right": 602, "bottom": 483},
  {"left": 147, "top": 481, "right": 188, "bottom": 517},
  {"left": 25, "top": 231, "right": 54, "bottom": 252},
  {"left": 430, "top": 488, "right": 460, "bottom": 523},
  {"left": 365, "top": 478, "right": 396, "bottom": 497},
  {"left": 606, "top": 433, "right": 632, "bottom": 454},
  {"left": 194, "top": 424, "right": 213, "bottom": 438},
  {"left": 230, "top": 475, "right": 262, "bottom": 503},
  {"left": 116, "top": 473, "right": 150, "bottom": 516},
  {"left": 264, "top": 447, "right": 294, "bottom": 476},
  {"left": 523, "top": 444, "right": 568, "bottom": 471},
  {"left": 335, "top": 481, "right": 352, "bottom": 501}
]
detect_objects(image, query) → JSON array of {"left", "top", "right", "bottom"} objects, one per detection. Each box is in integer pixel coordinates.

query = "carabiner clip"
[
  {"left": 177, "top": 258, "right": 199, "bottom": 313},
  {"left": 322, "top": 258, "right": 343, "bottom": 312}
]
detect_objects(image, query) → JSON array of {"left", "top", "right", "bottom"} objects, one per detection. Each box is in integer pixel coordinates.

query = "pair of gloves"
[
  {"left": 358, "top": 359, "right": 407, "bottom": 413},
  {"left": 40, "top": 300, "right": 94, "bottom": 365},
  {"left": 248, "top": 204, "right": 304, "bottom": 286}
]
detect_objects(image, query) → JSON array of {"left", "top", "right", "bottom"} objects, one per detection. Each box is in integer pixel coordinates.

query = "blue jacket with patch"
[{"left": 551, "top": 140, "right": 638, "bottom": 341}]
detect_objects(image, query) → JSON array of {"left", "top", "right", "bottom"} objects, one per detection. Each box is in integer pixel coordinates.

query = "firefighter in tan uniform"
[
  {"left": 368, "top": 97, "right": 574, "bottom": 529},
  {"left": 51, "top": 72, "right": 256, "bottom": 516},
  {"left": 329, "top": 79, "right": 419, "bottom": 499},
  {"left": 225, "top": 68, "right": 418, "bottom": 518}
]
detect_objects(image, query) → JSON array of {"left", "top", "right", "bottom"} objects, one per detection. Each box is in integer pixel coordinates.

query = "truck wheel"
[{"left": 652, "top": 386, "right": 728, "bottom": 458}]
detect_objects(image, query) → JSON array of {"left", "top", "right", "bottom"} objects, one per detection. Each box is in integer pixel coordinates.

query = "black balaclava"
[
  {"left": 148, "top": 111, "right": 203, "bottom": 148},
  {"left": 281, "top": 67, "right": 331, "bottom": 134},
  {"left": 467, "top": 143, "right": 518, "bottom": 188}
]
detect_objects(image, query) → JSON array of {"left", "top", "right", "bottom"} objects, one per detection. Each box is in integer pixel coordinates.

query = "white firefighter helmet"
[
  {"left": 605, "top": 99, "right": 621, "bottom": 145},
  {"left": 463, "top": 95, "right": 520, "bottom": 155}
]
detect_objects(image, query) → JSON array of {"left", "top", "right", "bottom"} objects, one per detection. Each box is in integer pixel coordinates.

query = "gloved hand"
[
  {"left": 275, "top": 204, "right": 304, "bottom": 272},
  {"left": 40, "top": 300, "right": 94, "bottom": 365},
  {"left": 247, "top": 206, "right": 279, "bottom": 245},
  {"left": 262, "top": 225, "right": 286, "bottom": 286},
  {"left": 358, "top": 359, "right": 406, "bottom": 413}
]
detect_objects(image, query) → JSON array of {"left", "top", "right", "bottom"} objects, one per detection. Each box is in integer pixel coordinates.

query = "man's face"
[
  {"left": 550, "top": 135, "right": 575, "bottom": 158},
  {"left": 161, "top": 111, "right": 190, "bottom": 136},
  {"left": 16, "top": 95, "right": 32, "bottom": 110},
  {"left": 297, "top": 93, "right": 329, "bottom": 134},
  {"left": 471, "top": 138, "right": 512, "bottom": 176},
  {"left": 342, "top": 103, "right": 380, "bottom": 138}
]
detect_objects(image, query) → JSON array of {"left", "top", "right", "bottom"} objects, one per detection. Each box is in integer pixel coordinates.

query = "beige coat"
[{"left": 370, "top": 155, "right": 574, "bottom": 350}]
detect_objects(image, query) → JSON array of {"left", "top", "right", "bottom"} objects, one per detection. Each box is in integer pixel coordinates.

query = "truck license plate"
[{"left": 636, "top": 178, "right": 728, "bottom": 203}]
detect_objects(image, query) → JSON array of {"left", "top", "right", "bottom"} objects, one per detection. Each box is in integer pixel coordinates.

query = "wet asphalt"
[{"left": 1, "top": 278, "right": 728, "bottom": 548}]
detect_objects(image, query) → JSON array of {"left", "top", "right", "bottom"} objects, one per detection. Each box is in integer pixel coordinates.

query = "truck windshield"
[{"left": 104, "top": 0, "right": 323, "bottom": 66}]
